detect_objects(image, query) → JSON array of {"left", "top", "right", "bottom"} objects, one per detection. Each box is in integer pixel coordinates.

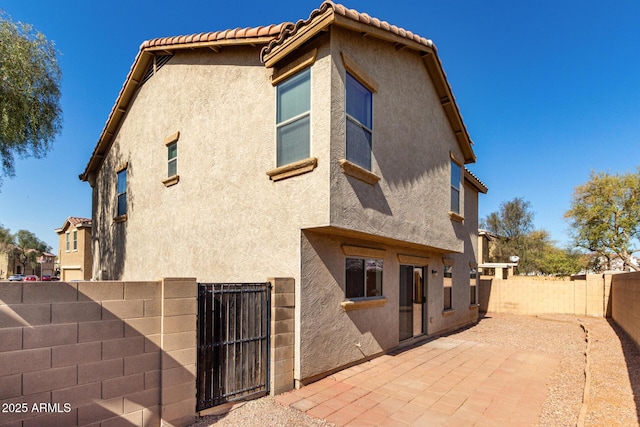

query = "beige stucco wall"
[
  {"left": 92, "top": 44, "right": 332, "bottom": 283},
  {"left": 91, "top": 27, "right": 483, "bottom": 384},
  {"left": 299, "top": 228, "right": 480, "bottom": 382},
  {"left": 328, "top": 27, "right": 464, "bottom": 253}
]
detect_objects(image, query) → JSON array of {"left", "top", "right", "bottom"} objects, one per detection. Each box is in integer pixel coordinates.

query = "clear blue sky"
[{"left": 1, "top": 0, "right": 639, "bottom": 252}]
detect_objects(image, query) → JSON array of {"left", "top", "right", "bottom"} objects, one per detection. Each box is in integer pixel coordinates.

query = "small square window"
[{"left": 346, "top": 257, "right": 383, "bottom": 299}]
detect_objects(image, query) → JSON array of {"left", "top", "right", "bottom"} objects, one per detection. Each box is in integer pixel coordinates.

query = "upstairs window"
[
  {"left": 73, "top": 230, "right": 78, "bottom": 251},
  {"left": 346, "top": 73, "right": 373, "bottom": 170},
  {"left": 276, "top": 68, "right": 310, "bottom": 167},
  {"left": 117, "top": 168, "right": 127, "bottom": 218},
  {"left": 65, "top": 232, "right": 70, "bottom": 252},
  {"left": 450, "top": 161, "right": 461, "bottom": 214},
  {"left": 167, "top": 142, "right": 177, "bottom": 177}
]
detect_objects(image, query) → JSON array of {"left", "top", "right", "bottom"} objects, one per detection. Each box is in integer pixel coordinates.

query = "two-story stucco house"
[
  {"left": 80, "top": 1, "right": 487, "bottom": 385},
  {"left": 55, "top": 217, "right": 93, "bottom": 281}
]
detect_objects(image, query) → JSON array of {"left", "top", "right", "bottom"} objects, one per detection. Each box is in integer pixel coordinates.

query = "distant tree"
[
  {"left": 0, "top": 11, "right": 62, "bottom": 187},
  {"left": 481, "top": 198, "right": 535, "bottom": 270},
  {"left": 539, "top": 247, "right": 585, "bottom": 277},
  {"left": 0, "top": 224, "right": 13, "bottom": 252},
  {"left": 13, "top": 229, "right": 50, "bottom": 273},
  {"left": 565, "top": 170, "right": 640, "bottom": 272}
]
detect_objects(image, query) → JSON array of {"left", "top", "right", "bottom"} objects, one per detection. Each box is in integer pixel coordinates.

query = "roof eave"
[{"left": 80, "top": 37, "right": 276, "bottom": 183}]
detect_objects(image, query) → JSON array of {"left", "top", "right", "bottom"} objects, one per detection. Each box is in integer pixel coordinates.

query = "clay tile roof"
[
  {"left": 464, "top": 168, "right": 488, "bottom": 194},
  {"left": 68, "top": 217, "right": 92, "bottom": 226},
  {"left": 261, "top": 1, "right": 435, "bottom": 61},
  {"left": 139, "top": 22, "right": 290, "bottom": 51}
]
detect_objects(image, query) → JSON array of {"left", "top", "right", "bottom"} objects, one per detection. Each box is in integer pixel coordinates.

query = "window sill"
[
  {"left": 339, "top": 159, "right": 380, "bottom": 185},
  {"left": 469, "top": 304, "right": 479, "bottom": 310},
  {"left": 449, "top": 212, "right": 464, "bottom": 223},
  {"left": 163, "top": 175, "right": 180, "bottom": 187},
  {"left": 341, "top": 297, "right": 387, "bottom": 312},
  {"left": 113, "top": 214, "right": 128, "bottom": 223},
  {"left": 442, "top": 309, "right": 456, "bottom": 317},
  {"left": 267, "top": 157, "right": 318, "bottom": 181}
]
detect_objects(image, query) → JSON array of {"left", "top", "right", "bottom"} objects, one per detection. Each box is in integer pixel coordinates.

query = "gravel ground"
[{"left": 191, "top": 314, "right": 639, "bottom": 427}]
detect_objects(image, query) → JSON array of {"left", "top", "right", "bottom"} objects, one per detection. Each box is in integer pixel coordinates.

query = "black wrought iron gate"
[{"left": 197, "top": 283, "right": 271, "bottom": 411}]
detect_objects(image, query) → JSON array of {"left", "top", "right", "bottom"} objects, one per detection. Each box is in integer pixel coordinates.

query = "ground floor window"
[
  {"left": 346, "top": 257, "right": 383, "bottom": 298},
  {"left": 444, "top": 264, "right": 453, "bottom": 310},
  {"left": 470, "top": 266, "right": 478, "bottom": 305}
]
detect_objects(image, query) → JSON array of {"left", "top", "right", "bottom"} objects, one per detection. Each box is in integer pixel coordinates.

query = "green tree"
[
  {"left": 0, "top": 11, "right": 62, "bottom": 187},
  {"left": 13, "top": 229, "right": 50, "bottom": 273},
  {"left": 565, "top": 170, "right": 640, "bottom": 271},
  {"left": 0, "top": 224, "right": 13, "bottom": 252},
  {"left": 481, "top": 198, "right": 536, "bottom": 272}
]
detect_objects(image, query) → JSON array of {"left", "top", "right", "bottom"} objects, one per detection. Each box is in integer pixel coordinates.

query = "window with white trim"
[
  {"left": 65, "top": 232, "right": 70, "bottom": 252},
  {"left": 276, "top": 68, "right": 310, "bottom": 167},
  {"left": 346, "top": 257, "right": 383, "bottom": 299},
  {"left": 73, "top": 230, "right": 78, "bottom": 251},
  {"left": 346, "top": 73, "right": 373, "bottom": 170}
]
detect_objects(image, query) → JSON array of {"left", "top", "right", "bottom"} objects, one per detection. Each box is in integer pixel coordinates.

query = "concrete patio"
[{"left": 271, "top": 315, "right": 640, "bottom": 427}]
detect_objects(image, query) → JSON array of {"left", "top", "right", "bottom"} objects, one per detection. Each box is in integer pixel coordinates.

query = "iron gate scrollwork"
[{"left": 197, "top": 283, "right": 271, "bottom": 411}]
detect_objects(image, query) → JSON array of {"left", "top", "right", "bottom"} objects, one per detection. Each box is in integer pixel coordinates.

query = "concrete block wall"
[
  {"left": 611, "top": 272, "right": 640, "bottom": 349},
  {"left": 479, "top": 274, "right": 611, "bottom": 317},
  {"left": 0, "top": 279, "right": 197, "bottom": 427},
  {"left": 269, "top": 278, "right": 295, "bottom": 395}
]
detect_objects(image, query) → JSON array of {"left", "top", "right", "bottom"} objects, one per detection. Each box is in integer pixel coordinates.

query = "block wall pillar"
[
  {"left": 160, "top": 278, "right": 197, "bottom": 427},
  {"left": 268, "top": 278, "right": 295, "bottom": 396}
]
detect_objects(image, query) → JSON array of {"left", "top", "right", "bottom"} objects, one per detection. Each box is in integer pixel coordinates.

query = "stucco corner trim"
[
  {"left": 163, "top": 175, "right": 180, "bottom": 187},
  {"left": 339, "top": 159, "right": 380, "bottom": 186},
  {"left": 449, "top": 211, "right": 464, "bottom": 223},
  {"left": 267, "top": 157, "right": 318, "bottom": 181},
  {"left": 113, "top": 214, "right": 128, "bottom": 223},
  {"left": 342, "top": 245, "right": 385, "bottom": 259},
  {"left": 442, "top": 309, "right": 456, "bottom": 318},
  {"left": 341, "top": 297, "right": 388, "bottom": 312}
]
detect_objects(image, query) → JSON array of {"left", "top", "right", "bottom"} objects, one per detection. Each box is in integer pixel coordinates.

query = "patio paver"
[{"left": 275, "top": 337, "right": 562, "bottom": 426}]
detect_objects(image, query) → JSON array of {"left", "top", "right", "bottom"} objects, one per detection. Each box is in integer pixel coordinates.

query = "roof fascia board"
[
  {"left": 145, "top": 36, "right": 276, "bottom": 53},
  {"left": 422, "top": 52, "right": 476, "bottom": 164}
]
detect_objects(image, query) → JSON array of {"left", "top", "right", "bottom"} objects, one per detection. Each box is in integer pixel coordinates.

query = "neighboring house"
[
  {"left": 36, "top": 252, "right": 56, "bottom": 277},
  {"left": 0, "top": 248, "right": 49, "bottom": 278},
  {"left": 55, "top": 217, "right": 93, "bottom": 281},
  {"left": 80, "top": 2, "right": 487, "bottom": 384}
]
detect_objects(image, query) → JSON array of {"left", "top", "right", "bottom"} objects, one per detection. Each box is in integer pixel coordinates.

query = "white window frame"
[
  {"left": 73, "top": 230, "right": 78, "bottom": 252},
  {"left": 116, "top": 168, "right": 127, "bottom": 218},
  {"left": 345, "top": 256, "right": 384, "bottom": 299},
  {"left": 275, "top": 67, "right": 311, "bottom": 167},
  {"left": 167, "top": 141, "right": 177, "bottom": 177},
  {"left": 345, "top": 72, "right": 373, "bottom": 171},
  {"left": 450, "top": 160, "right": 462, "bottom": 214}
]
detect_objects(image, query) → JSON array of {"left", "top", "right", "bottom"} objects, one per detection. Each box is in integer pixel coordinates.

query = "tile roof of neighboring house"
[
  {"left": 80, "top": 1, "right": 476, "bottom": 181},
  {"left": 68, "top": 217, "right": 92, "bottom": 226},
  {"left": 55, "top": 217, "right": 92, "bottom": 234}
]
